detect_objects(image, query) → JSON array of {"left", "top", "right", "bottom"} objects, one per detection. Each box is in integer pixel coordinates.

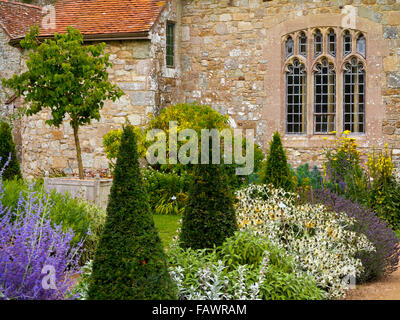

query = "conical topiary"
[
  {"left": 0, "top": 121, "right": 22, "bottom": 180},
  {"left": 260, "top": 131, "right": 294, "bottom": 191},
  {"left": 87, "top": 125, "right": 176, "bottom": 300},
  {"left": 180, "top": 144, "right": 237, "bottom": 250}
]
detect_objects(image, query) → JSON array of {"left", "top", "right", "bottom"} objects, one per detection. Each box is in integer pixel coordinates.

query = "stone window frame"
[
  {"left": 166, "top": 21, "right": 176, "bottom": 68},
  {"left": 283, "top": 27, "right": 367, "bottom": 136}
]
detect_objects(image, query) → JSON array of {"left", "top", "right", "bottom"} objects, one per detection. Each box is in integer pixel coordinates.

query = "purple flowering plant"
[
  {"left": 0, "top": 157, "right": 83, "bottom": 300},
  {"left": 313, "top": 188, "right": 400, "bottom": 283}
]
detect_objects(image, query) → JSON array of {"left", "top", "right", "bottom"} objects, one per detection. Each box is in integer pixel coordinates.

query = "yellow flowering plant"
[
  {"left": 366, "top": 144, "right": 394, "bottom": 187},
  {"left": 322, "top": 131, "right": 365, "bottom": 201},
  {"left": 323, "top": 132, "right": 400, "bottom": 229},
  {"left": 365, "top": 145, "right": 400, "bottom": 229}
]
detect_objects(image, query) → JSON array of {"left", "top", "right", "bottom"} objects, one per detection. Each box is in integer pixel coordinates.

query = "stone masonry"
[{"left": 1, "top": 0, "right": 400, "bottom": 177}]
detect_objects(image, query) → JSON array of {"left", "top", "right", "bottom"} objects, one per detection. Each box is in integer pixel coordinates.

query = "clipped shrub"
[
  {"left": 180, "top": 146, "right": 237, "bottom": 249},
  {"left": 88, "top": 125, "right": 176, "bottom": 300},
  {"left": 0, "top": 121, "right": 22, "bottom": 181},
  {"left": 313, "top": 188, "right": 400, "bottom": 283},
  {"left": 260, "top": 131, "right": 294, "bottom": 191},
  {"left": 0, "top": 166, "right": 83, "bottom": 300}
]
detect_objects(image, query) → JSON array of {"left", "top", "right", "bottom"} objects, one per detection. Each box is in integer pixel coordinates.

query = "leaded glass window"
[
  {"left": 314, "top": 30, "right": 323, "bottom": 57},
  {"left": 343, "top": 58, "right": 365, "bottom": 133},
  {"left": 166, "top": 22, "right": 175, "bottom": 67},
  {"left": 327, "top": 29, "right": 336, "bottom": 57},
  {"left": 286, "top": 36, "right": 294, "bottom": 58},
  {"left": 299, "top": 32, "right": 307, "bottom": 58},
  {"left": 314, "top": 59, "right": 336, "bottom": 133},
  {"left": 356, "top": 34, "right": 366, "bottom": 57},
  {"left": 286, "top": 59, "right": 307, "bottom": 134},
  {"left": 283, "top": 28, "right": 367, "bottom": 136},
  {"left": 343, "top": 31, "right": 352, "bottom": 57}
]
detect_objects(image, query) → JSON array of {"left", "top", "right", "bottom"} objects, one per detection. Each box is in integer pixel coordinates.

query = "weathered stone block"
[
  {"left": 132, "top": 41, "right": 151, "bottom": 59},
  {"left": 383, "top": 26, "right": 399, "bottom": 39},
  {"left": 127, "top": 114, "right": 141, "bottom": 125},
  {"left": 130, "top": 91, "right": 155, "bottom": 106},
  {"left": 387, "top": 72, "right": 400, "bottom": 88},
  {"left": 118, "top": 82, "right": 146, "bottom": 91}
]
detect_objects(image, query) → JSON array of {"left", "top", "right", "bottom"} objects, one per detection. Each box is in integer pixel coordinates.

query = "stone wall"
[
  {"left": 0, "top": 28, "right": 24, "bottom": 162},
  {"left": 178, "top": 0, "right": 400, "bottom": 167},
  {"left": 4, "top": 0, "right": 400, "bottom": 177},
  {"left": 151, "top": 0, "right": 182, "bottom": 111},
  {"left": 18, "top": 2, "right": 181, "bottom": 179},
  {"left": 0, "top": 28, "right": 22, "bottom": 111},
  {"left": 20, "top": 39, "right": 159, "bottom": 178}
]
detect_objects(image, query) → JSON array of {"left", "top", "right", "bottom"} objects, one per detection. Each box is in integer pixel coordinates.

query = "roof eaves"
[
  {"left": 0, "top": 0, "right": 42, "bottom": 10},
  {"left": 9, "top": 30, "right": 151, "bottom": 45}
]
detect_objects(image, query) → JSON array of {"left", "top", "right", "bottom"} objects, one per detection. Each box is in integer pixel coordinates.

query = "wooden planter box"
[{"left": 44, "top": 177, "right": 113, "bottom": 210}]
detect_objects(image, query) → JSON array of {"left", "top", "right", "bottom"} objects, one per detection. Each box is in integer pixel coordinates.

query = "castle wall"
[{"left": 178, "top": 0, "right": 400, "bottom": 167}]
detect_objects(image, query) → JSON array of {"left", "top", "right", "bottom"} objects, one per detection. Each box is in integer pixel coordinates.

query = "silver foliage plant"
[{"left": 169, "top": 255, "right": 269, "bottom": 300}]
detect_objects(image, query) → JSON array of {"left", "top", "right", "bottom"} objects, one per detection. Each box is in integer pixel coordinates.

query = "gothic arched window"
[
  {"left": 284, "top": 28, "right": 367, "bottom": 135},
  {"left": 356, "top": 34, "right": 366, "bottom": 57},
  {"left": 286, "top": 36, "right": 294, "bottom": 58},
  {"left": 314, "top": 30, "right": 323, "bottom": 57},
  {"left": 299, "top": 32, "right": 307, "bottom": 58},
  {"left": 343, "top": 58, "right": 365, "bottom": 133},
  {"left": 343, "top": 31, "right": 352, "bottom": 57},
  {"left": 286, "top": 59, "right": 307, "bottom": 134},
  {"left": 314, "top": 59, "right": 336, "bottom": 133},
  {"left": 327, "top": 29, "right": 336, "bottom": 57}
]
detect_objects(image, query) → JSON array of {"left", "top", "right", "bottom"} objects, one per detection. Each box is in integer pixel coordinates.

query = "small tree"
[
  {"left": 88, "top": 125, "right": 176, "bottom": 300},
  {"left": 260, "top": 131, "right": 294, "bottom": 191},
  {"left": 2, "top": 26, "right": 123, "bottom": 179},
  {"left": 0, "top": 121, "right": 22, "bottom": 181},
  {"left": 180, "top": 142, "right": 237, "bottom": 250}
]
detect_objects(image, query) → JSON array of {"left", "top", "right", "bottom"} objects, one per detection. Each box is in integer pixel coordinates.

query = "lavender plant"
[
  {"left": 0, "top": 160, "right": 83, "bottom": 300},
  {"left": 313, "top": 188, "right": 400, "bottom": 283}
]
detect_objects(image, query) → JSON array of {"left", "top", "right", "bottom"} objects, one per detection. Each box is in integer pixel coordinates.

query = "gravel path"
[{"left": 344, "top": 267, "right": 400, "bottom": 300}]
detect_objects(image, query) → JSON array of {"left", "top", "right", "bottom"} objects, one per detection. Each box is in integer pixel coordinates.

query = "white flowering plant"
[{"left": 235, "top": 184, "right": 376, "bottom": 299}]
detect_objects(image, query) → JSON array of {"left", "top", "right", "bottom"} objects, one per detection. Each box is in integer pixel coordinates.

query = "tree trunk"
[{"left": 72, "top": 121, "right": 84, "bottom": 180}]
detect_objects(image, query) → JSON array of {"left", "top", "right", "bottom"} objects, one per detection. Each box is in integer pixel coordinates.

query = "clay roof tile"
[
  {"left": 0, "top": 0, "right": 42, "bottom": 39},
  {"left": 39, "top": 0, "right": 167, "bottom": 38}
]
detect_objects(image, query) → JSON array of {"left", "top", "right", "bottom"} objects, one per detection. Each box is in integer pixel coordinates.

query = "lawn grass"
[{"left": 153, "top": 214, "right": 181, "bottom": 249}]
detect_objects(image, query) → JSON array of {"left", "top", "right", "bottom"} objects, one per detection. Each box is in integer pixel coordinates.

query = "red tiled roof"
[
  {"left": 0, "top": 0, "right": 42, "bottom": 39},
  {"left": 39, "top": 0, "right": 167, "bottom": 39}
]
